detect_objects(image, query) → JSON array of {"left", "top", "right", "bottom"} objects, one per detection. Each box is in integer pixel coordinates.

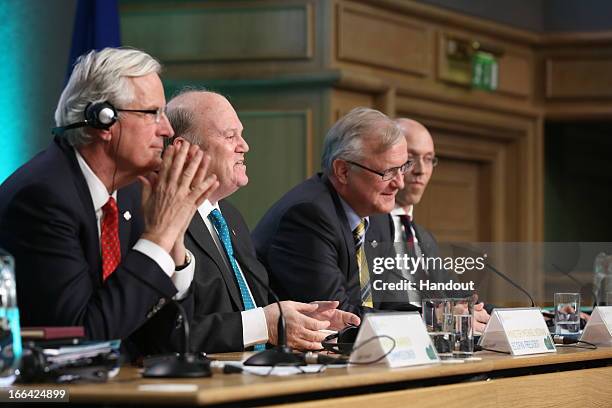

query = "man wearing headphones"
[{"left": 0, "top": 48, "right": 218, "bottom": 356}]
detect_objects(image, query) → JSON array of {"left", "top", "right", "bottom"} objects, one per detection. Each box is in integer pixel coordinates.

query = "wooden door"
[{"left": 415, "top": 158, "right": 489, "bottom": 242}]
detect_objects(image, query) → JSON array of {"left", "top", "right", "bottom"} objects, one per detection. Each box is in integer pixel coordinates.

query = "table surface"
[{"left": 17, "top": 346, "right": 611, "bottom": 406}]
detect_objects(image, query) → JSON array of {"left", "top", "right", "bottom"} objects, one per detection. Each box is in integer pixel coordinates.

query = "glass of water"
[
  {"left": 422, "top": 299, "right": 454, "bottom": 360},
  {"left": 554, "top": 292, "right": 581, "bottom": 335},
  {"left": 451, "top": 298, "right": 474, "bottom": 358}
]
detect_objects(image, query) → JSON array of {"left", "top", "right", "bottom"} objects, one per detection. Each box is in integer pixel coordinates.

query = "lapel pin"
[
  {"left": 123, "top": 211, "right": 131, "bottom": 221},
  {"left": 370, "top": 240, "right": 378, "bottom": 248}
]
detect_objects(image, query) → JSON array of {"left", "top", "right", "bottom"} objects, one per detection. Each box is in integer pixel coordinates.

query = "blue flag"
[{"left": 66, "top": 0, "right": 121, "bottom": 81}]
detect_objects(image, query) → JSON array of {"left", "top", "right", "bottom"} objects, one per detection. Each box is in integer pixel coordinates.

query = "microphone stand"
[
  {"left": 242, "top": 271, "right": 304, "bottom": 366},
  {"left": 451, "top": 244, "right": 536, "bottom": 307},
  {"left": 143, "top": 299, "right": 211, "bottom": 378}
]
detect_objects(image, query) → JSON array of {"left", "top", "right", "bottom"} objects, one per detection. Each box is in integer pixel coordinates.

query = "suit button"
[{"left": 175, "top": 314, "right": 183, "bottom": 330}]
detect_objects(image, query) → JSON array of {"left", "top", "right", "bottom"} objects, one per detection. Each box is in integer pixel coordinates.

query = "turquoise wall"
[{"left": 0, "top": 0, "right": 76, "bottom": 182}]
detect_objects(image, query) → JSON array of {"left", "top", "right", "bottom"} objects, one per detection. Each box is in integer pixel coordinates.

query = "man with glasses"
[
  {"left": 165, "top": 90, "right": 360, "bottom": 352},
  {"left": 393, "top": 118, "right": 490, "bottom": 331},
  {"left": 253, "top": 107, "right": 414, "bottom": 315},
  {"left": 0, "top": 48, "right": 218, "bottom": 357}
]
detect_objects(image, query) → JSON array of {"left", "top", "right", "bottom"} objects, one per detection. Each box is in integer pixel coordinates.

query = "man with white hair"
[
  {"left": 167, "top": 90, "right": 360, "bottom": 352},
  {"left": 253, "top": 107, "right": 414, "bottom": 315},
  {"left": 0, "top": 48, "right": 218, "bottom": 355}
]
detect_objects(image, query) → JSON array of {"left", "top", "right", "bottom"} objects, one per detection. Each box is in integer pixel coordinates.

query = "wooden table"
[{"left": 9, "top": 347, "right": 612, "bottom": 407}]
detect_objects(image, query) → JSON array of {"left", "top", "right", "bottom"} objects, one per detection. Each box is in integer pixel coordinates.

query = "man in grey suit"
[
  {"left": 166, "top": 91, "right": 360, "bottom": 353},
  {"left": 393, "top": 118, "right": 490, "bottom": 331}
]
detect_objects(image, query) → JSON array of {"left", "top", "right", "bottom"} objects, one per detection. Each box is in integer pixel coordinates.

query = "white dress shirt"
[
  {"left": 391, "top": 205, "right": 423, "bottom": 305},
  {"left": 391, "top": 205, "right": 421, "bottom": 256},
  {"left": 197, "top": 200, "right": 268, "bottom": 348},
  {"left": 75, "top": 149, "right": 194, "bottom": 299},
  {"left": 338, "top": 197, "right": 370, "bottom": 234}
]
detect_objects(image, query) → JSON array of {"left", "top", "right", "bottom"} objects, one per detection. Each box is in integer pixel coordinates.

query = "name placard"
[
  {"left": 478, "top": 308, "right": 556, "bottom": 355},
  {"left": 581, "top": 306, "right": 612, "bottom": 346},
  {"left": 349, "top": 312, "right": 438, "bottom": 368}
]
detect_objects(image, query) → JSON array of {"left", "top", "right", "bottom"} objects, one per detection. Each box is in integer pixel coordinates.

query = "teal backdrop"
[{"left": 0, "top": 0, "right": 76, "bottom": 182}]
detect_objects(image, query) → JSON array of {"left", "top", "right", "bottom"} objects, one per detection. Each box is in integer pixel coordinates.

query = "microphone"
[
  {"left": 240, "top": 269, "right": 305, "bottom": 367},
  {"left": 304, "top": 352, "right": 348, "bottom": 365},
  {"left": 451, "top": 244, "right": 536, "bottom": 307},
  {"left": 553, "top": 334, "right": 579, "bottom": 344},
  {"left": 142, "top": 298, "right": 211, "bottom": 378}
]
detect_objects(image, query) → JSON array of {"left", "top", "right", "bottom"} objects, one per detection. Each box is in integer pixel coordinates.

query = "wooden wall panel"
[
  {"left": 336, "top": 2, "right": 430, "bottom": 76},
  {"left": 121, "top": 2, "right": 314, "bottom": 62},
  {"left": 227, "top": 110, "right": 312, "bottom": 228},
  {"left": 498, "top": 53, "right": 531, "bottom": 97},
  {"left": 330, "top": 89, "right": 374, "bottom": 121},
  {"left": 416, "top": 159, "right": 481, "bottom": 242},
  {"left": 546, "top": 57, "right": 612, "bottom": 99}
]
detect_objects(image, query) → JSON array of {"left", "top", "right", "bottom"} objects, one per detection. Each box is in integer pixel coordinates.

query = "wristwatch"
[{"left": 176, "top": 250, "right": 192, "bottom": 271}]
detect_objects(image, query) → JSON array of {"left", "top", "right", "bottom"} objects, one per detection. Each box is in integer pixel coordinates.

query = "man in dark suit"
[
  {"left": 392, "top": 118, "right": 490, "bottom": 331},
  {"left": 166, "top": 91, "right": 360, "bottom": 353},
  {"left": 0, "top": 48, "right": 218, "bottom": 356},
  {"left": 253, "top": 107, "right": 414, "bottom": 316}
]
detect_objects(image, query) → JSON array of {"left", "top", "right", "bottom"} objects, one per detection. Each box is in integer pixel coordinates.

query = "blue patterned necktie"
[{"left": 208, "top": 209, "right": 265, "bottom": 350}]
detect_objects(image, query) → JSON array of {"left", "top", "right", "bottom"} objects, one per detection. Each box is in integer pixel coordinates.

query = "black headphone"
[
  {"left": 321, "top": 325, "right": 359, "bottom": 355},
  {"left": 18, "top": 342, "right": 120, "bottom": 383},
  {"left": 52, "top": 102, "right": 118, "bottom": 135}
]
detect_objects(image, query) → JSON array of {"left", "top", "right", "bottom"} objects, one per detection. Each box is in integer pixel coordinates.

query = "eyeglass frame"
[
  {"left": 408, "top": 154, "right": 439, "bottom": 168},
  {"left": 345, "top": 160, "right": 413, "bottom": 181},
  {"left": 116, "top": 106, "right": 167, "bottom": 124}
]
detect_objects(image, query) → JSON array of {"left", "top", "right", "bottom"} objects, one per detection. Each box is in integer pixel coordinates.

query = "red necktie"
[{"left": 101, "top": 197, "right": 120, "bottom": 280}]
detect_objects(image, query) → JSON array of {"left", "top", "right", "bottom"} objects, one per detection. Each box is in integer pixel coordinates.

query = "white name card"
[
  {"left": 581, "top": 306, "right": 612, "bottom": 346},
  {"left": 478, "top": 308, "right": 556, "bottom": 356},
  {"left": 349, "top": 312, "right": 439, "bottom": 368}
]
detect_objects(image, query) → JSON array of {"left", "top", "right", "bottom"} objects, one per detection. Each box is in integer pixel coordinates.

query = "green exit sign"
[{"left": 472, "top": 51, "right": 498, "bottom": 91}]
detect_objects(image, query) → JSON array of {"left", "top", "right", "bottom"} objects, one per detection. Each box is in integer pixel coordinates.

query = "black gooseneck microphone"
[
  {"left": 484, "top": 258, "right": 536, "bottom": 307},
  {"left": 142, "top": 298, "right": 211, "bottom": 378},
  {"left": 240, "top": 268, "right": 305, "bottom": 367},
  {"left": 451, "top": 244, "right": 536, "bottom": 307}
]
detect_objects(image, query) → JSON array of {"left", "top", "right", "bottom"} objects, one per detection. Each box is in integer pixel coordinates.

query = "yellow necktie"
[{"left": 353, "top": 219, "right": 373, "bottom": 308}]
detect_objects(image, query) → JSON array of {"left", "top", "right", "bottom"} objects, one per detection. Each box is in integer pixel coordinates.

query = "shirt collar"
[
  {"left": 74, "top": 148, "right": 116, "bottom": 213},
  {"left": 391, "top": 204, "right": 414, "bottom": 219},
  {"left": 338, "top": 197, "right": 369, "bottom": 232},
  {"left": 197, "top": 199, "right": 220, "bottom": 220}
]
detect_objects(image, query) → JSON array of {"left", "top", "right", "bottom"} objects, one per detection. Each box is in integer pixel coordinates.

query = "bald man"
[
  {"left": 393, "top": 119, "right": 490, "bottom": 332},
  {"left": 166, "top": 90, "right": 359, "bottom": 353}
]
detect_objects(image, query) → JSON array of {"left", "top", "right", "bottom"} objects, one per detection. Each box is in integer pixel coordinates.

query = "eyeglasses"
[
  {"left": 346, "top": 160, "right": 413, "bottom": 181},
  {"left": 116, "top": 106, "right": 167, "bottom": 124},
  {"left": 409, "top": 155, "right": 439, "bottom": 168}
]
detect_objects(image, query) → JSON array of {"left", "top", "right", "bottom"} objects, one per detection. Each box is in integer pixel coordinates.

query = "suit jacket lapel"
[
  {"left": 56, "top": 137, "right": 102, "bottom": 283},
  {"left": 229, "top": 231, "right": 268, "bottom": 307},
  {"left": 323, "top": 176, "right": 359, "bottom": 283},
  {"left": 413, "top": 223, "right": 443, "bottom": 284},
  {"left": 187, "top": 212, "right": 243, "bottom": 308},
  {"left": 219, "top": 201, "right": 268, "bottom": 306},
  {"left": 117, "top": 190, "right": 132, "bottom": 258}
]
